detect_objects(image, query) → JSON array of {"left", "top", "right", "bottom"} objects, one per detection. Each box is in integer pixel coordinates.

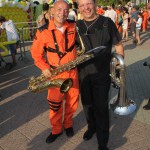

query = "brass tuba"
[{"left": 110, "top": 53, "right": 136, "bottom": 115}]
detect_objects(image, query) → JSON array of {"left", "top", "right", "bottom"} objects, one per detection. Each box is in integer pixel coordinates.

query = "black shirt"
[{"left": 76, "top": 15, "right": 121, "bottom": 78}]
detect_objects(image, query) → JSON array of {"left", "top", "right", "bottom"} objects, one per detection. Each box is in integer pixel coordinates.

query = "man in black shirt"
[{"left": 76, "top": 0, "right": 124, "bottom": 149}]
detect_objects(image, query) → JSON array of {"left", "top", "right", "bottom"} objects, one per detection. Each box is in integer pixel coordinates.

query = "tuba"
[{"left": 110, "top": 53, "right": 136, "bottom": 115}]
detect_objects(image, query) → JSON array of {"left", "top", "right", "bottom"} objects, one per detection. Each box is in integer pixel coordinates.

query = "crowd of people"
[
  {"left": 97, "top": 3, "right": 149, "bottom": 45},
  {"left": 35, "top": 1, "right": 150, "bottom": 46}
]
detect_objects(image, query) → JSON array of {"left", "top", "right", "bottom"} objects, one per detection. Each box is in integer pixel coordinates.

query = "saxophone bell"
[
  {"left": 110, "top": 53, "right": 136, "bottom": 115},
  {"left": 28, "top": 76, "right": 73, "bottom": 93},
  {"left": 59, "top": 78, "right": 73, "bottom": 93}
]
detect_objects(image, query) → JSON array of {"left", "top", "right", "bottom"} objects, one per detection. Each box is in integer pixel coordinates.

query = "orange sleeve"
[{"left": 30, "top": 30, "right": 50, "bottom": 71}]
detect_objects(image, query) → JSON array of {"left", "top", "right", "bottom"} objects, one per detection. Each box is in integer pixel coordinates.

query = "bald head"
[
  {"left": 53, "top": 0, "right": 69, "bottom": 28},
  {"left": 54, "top": 0, "right": 69, "bottom": 9}
]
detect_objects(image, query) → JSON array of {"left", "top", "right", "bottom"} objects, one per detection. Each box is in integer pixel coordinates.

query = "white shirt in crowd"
[
  {"left": 1, "top": 20, "right": 19, "bottom": 41},
  {"left": 136, "top": 17, "right": 142, "bottom": 30},
  {"left": 107, "top": 9, "right": 117, "bottom": 23},
  {"left": 68, "top": 10, "right": 76, "bottom": 21},
  {"left": 103, "top": 10, "right": 110, "bottom": 17}
]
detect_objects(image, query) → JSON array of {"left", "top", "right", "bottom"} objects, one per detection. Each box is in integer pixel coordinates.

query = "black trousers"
[{"left": 79, "top": 72, "right": 111, "bottom": 147}]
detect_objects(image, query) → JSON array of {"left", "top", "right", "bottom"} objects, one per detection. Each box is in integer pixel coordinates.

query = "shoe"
[
  {"left": 46, "top": 132, "right": 63, "bottom": 143},
  {"left": 136, "top": 43, "right": 141, "bottom": 46},
  {"left": 83, "top": 129, "right": 95, "bottom": 141},
  {"left": 65, "top": 127, "right": 74, "bottom": 137},
  {"left": 132, "top": 39, "right": 138, "bottom": 44},
  {"left": 143, "top": 100, "right": 150, "bottom": 110}
]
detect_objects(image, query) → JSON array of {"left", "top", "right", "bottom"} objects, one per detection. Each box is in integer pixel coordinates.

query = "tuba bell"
[{"left": 110, "top": 53, "right": 136, "bottom": 115}]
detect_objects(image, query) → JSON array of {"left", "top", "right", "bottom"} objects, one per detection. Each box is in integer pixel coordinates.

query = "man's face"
[
  {"left": 53, "top": 1, "right": 69, "bottom": 27},
  {"left": 78, "top": 0, "right": 96, "bottom": 21}
]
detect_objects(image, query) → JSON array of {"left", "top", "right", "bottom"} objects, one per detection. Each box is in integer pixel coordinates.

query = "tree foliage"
[{"left": 97, "top": 0, "right": 130, "bottom": 6}]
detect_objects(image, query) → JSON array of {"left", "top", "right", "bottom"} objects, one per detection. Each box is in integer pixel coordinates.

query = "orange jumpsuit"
[
  {"left": 142, "top": 11, "right": 149, "bottom": 31},
  {"left": 30, "top": 19, "right": 79, "bottom": 134}
]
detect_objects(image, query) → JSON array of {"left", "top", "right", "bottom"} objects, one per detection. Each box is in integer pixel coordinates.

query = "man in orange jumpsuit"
[{"left": 30, "top": 1, "right": 79, "bottom": 143}]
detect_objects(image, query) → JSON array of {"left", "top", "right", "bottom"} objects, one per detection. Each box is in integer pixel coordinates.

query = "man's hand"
[
  {"left": 42, "top": 68, "right": 52, "bottom": 78},
  {"left": 115, "top": 42, "right": 124, "bottom": 58}
]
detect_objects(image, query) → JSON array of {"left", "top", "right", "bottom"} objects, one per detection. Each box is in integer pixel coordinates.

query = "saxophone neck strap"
[{"left": 46, "top": 29, "right": 75, "bottom": 59}]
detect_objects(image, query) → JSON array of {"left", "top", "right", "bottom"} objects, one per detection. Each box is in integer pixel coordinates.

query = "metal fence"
[{"left": 15, "top": 21, "right": 38, "bottom": 58}]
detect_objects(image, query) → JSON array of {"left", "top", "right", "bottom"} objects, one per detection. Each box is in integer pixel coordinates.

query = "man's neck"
[
  {"left": 54, "top": 20, "right": 64, "bottom": 28},
  {"left": 84, "top": 14, "right": 98, "bottom": 22}
]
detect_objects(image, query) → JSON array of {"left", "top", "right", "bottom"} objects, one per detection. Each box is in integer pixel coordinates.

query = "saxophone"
[{"left": 28, "top": 46, "right": 105, "bottom": 93}]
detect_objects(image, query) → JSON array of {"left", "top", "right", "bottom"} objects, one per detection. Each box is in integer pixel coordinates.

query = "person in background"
[
  {"left": 96, "top": 5, "right": 104, "bottom": 16},
  {"left": 107, "top": 3, "right": 117, "bottom": 23},
  {"left": 130, "top": 5, "right": 139, "bottom": 44},
  {"left": 30, "top": 1, "right": 79, "bottom": 144},
  {"left": 36, "top": 14, "right": 46, "bottom": 28},
  {"left": 33, "top": 1, "right": 40, "bottom": 20},
  {"left": 76, "top": 0, "right": 124, "bottom": 149},
  {"left": 103, "top": 6, "right": 109, "bottom": 17},
  {"left": 122, "top": 7, "right": 129, "bottom": 41},
  {"left": 34, "top": 2, "right": 43, "bottom": 20},
  {"left": 68, "top": 3, "right": 77, "bottom": 21},
  {"left": 0, "top": 16, "right": 19, "bottom": 66},
  {"left": 43, "top": 3, "right": 51, "bottom": 25},
  {"left": 134, "top": 12, "right": 143, "bottom": 45},
  {"left": 116, "top": 7, "right": 123, "bottom": 36},
  {"left": 142, "top": 7, "right": 149, "bottom": 32}
]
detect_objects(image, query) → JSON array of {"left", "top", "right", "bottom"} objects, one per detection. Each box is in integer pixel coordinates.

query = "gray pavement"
[{"left": 0, "top": 28, "right": 150, "bottom": 150}]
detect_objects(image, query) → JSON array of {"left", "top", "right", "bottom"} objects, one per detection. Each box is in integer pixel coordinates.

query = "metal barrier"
[
  {"left": 15, "top": 21, "right": 37, "bottom": 59},
  {"left": 19, "top": 26, "right": 38, "bottom": 57}
]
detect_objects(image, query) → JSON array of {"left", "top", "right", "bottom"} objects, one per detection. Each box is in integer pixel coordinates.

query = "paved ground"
[{"left": 0, "top": 28, "right": 150, "bottom": 150}]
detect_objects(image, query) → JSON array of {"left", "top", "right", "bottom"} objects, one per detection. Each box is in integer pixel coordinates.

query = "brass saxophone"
[
  {"left": 28, "top": 51, "right": 96, "bottom": 93},
  {"left": 28, "top": 45, "right": 106, "bottom": 93}
]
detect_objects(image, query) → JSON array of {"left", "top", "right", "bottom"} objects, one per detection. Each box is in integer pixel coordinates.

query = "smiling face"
[
  {"left": 77, "top": 0, "right": 97, "bottom": 21},
  {"left": 53, "top": 1, "right": 69, "bottom": 28}
]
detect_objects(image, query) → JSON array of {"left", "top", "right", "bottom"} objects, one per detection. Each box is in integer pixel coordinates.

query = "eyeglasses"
[{"left": 78, "top": 2, "right": 94, "bottom": 9}]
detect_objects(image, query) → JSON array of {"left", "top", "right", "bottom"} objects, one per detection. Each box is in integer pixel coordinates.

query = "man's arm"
[
  {"left": 30, "top": 30, "right": 51, "bottom": 78},
  {"left": 115, "top": 42, "right": 124, "bottom": 58}
]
